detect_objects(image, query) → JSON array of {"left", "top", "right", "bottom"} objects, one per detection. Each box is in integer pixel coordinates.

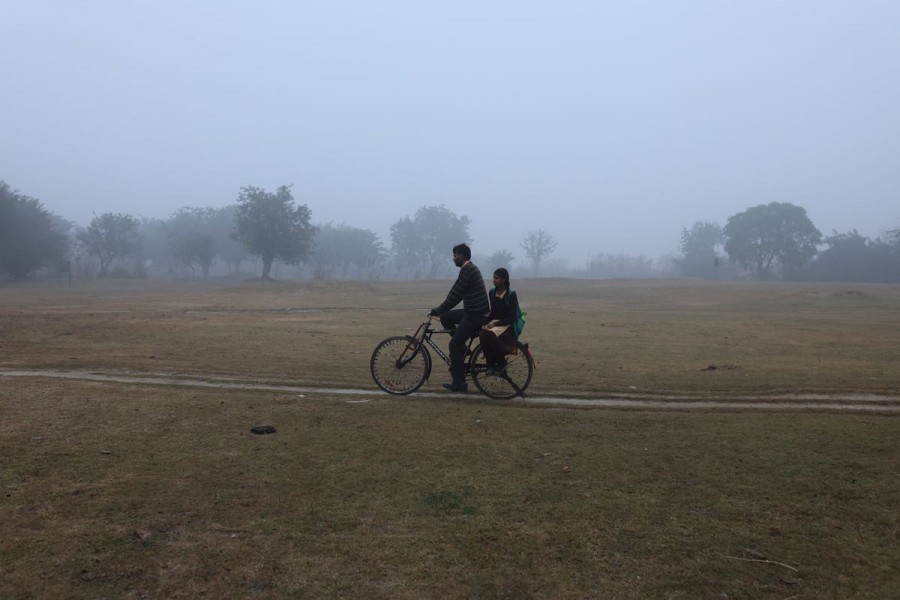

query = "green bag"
[{"left": 491, "top": 288, "right": 526, "bottom": 338}]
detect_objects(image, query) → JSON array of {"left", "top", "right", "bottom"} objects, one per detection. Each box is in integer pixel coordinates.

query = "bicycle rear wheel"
[
  {"left": 371, "top": 335, "right": 431, "bottom": 395},
  {"left": 470, "top": 341, "right": 534, "bottom": 400}
]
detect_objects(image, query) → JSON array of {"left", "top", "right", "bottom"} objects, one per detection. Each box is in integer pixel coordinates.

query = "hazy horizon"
[{"left": 4, "top": 1, "right": 899, "bottom": 265}]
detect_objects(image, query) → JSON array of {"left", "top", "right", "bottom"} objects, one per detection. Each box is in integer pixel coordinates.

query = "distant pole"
[{"left": 713, "top": 257, "right": 719, "bottom": 281}]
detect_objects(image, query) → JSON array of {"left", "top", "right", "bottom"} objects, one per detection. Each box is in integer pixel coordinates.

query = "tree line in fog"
[{"left": 2, "top": 180, "right": 899, "bottom": 283}]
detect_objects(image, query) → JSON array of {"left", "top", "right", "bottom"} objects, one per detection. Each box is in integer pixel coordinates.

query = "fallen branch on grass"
[{"left": 725, "top": 550, "right": 800, "bottom": 573}]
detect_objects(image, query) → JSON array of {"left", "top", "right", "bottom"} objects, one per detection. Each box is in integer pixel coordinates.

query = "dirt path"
[{"left": 3, "top": 368, "right": 900, "bottom": 413}]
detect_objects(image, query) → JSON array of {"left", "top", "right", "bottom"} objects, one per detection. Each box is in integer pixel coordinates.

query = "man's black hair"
[{"left": 452, "top": 243, "right": 471, "bottom": 260}]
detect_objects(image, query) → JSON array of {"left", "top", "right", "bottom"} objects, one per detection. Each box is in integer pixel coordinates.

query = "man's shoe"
[{"left": 442, "top": 382, "right": 468, "bottom": 393}]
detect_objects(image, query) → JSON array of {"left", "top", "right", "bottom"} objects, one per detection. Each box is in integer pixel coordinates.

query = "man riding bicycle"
[{"left": 428, "top": 243, "right": 490, "bottom": 393}]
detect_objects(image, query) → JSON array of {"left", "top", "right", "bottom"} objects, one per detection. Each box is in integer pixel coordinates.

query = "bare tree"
[{"left": 521, "top": 229, "right": 557, "bottom": 275}]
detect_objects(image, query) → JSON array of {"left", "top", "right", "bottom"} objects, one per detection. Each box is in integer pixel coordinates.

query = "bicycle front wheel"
[
  {"left": 470, "top": 341, "right": 534, "bottom": 400},
  {"left": 371, "top": 335, "right": 431, "bottom": 395}
]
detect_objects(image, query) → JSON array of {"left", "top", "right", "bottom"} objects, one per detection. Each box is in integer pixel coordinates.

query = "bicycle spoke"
[
  {"left": 470, "top": 342, "right": 534, "bottom": 400},
  {"left": 371, "top": 336, "right": 430, "bottom": 395}
]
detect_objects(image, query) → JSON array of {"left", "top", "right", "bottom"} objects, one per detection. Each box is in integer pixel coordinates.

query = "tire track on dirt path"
[{"left": 2, "top": 369, "right": 900, "bottom": 412}]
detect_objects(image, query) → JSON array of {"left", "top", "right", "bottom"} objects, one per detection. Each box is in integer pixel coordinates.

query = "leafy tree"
[
  {"left": 806, "top": 230, "right": 899, "bottom": 283},
  {"left": 521, "top": 229, "right": 557, "bottom": 275},
  {"left": 138, "top": 217, "right": 172, "bottom": 276},
  {"left": 168, "top": 230, "right": 214, "bottom": 279},
  {"left": 485, "top": 249, "right": 515, "bottom": 271},
  {"left": 677, "top": 221, "right": 723, "bottom": 279},
  {"left": 166, "top": 207, "right": 218, "bottom": 278},
  {"left": 210, "top": 205, "right": 250, "bottom": 274},
  {"left": 0, "top": 181, "right": 68, "bottom": 280},
  {"left": 77, "top": 213, "right": 143, "bottom": 277},
  {"left": 888, "top": 226, "right": 900, "bottom": 245},
  {"left": 723, "top": 202, "right": 821, "bottom": 280},
  {"left": 49, "top": 213, "right": 76, "bottom": 241},
  {"left": 311, "top": 223, "right": 386, "bottom": 279},
  {"left": 390, "top": 205, "right": 471, "bottom": 279},
  {"left": 140, "top": 208, "right": 249, "bottom": 277},
  {"left": 232, "top": 185, "right": 315, "bottom": 280}
]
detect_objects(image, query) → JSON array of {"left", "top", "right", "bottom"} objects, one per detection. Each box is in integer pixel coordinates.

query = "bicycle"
[{"left": 370, "top": 315, "right": 535, "bottom": 400}]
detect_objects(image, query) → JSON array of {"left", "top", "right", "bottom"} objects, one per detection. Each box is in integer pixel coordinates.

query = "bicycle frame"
[{"left": 402, "top": 317, "right": 481, "bottom": 372}]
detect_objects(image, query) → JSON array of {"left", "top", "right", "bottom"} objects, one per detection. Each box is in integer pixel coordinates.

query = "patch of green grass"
[{"left": 423, "top": 489, "right": 477, "bottom": 516}]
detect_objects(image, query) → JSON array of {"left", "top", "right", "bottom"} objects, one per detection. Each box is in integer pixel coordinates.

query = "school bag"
[{"left": 490, "top": 288, "right": 526, "bottom": 338}]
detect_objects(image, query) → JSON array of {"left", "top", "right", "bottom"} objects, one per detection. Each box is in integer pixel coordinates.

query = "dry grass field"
[
  {"left": 2, "top": 277, "right": 900, "bottom": 398},
  {"left": 1, "top": 278, "right": 899, "bottom": 598}
]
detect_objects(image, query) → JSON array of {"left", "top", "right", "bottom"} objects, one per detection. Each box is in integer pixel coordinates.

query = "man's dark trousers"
[{"left": 443, "top": 310, "right": 487, "bottom": 385}]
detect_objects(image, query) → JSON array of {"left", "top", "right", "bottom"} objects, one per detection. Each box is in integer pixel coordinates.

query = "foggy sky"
[{"left": 3, "top": 1, "right": 899, "bottom": 266}]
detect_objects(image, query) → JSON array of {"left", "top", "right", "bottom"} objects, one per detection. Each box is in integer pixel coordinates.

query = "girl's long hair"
[{"left": 494, "top": 267, "right": 510, "bottom": 290}]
